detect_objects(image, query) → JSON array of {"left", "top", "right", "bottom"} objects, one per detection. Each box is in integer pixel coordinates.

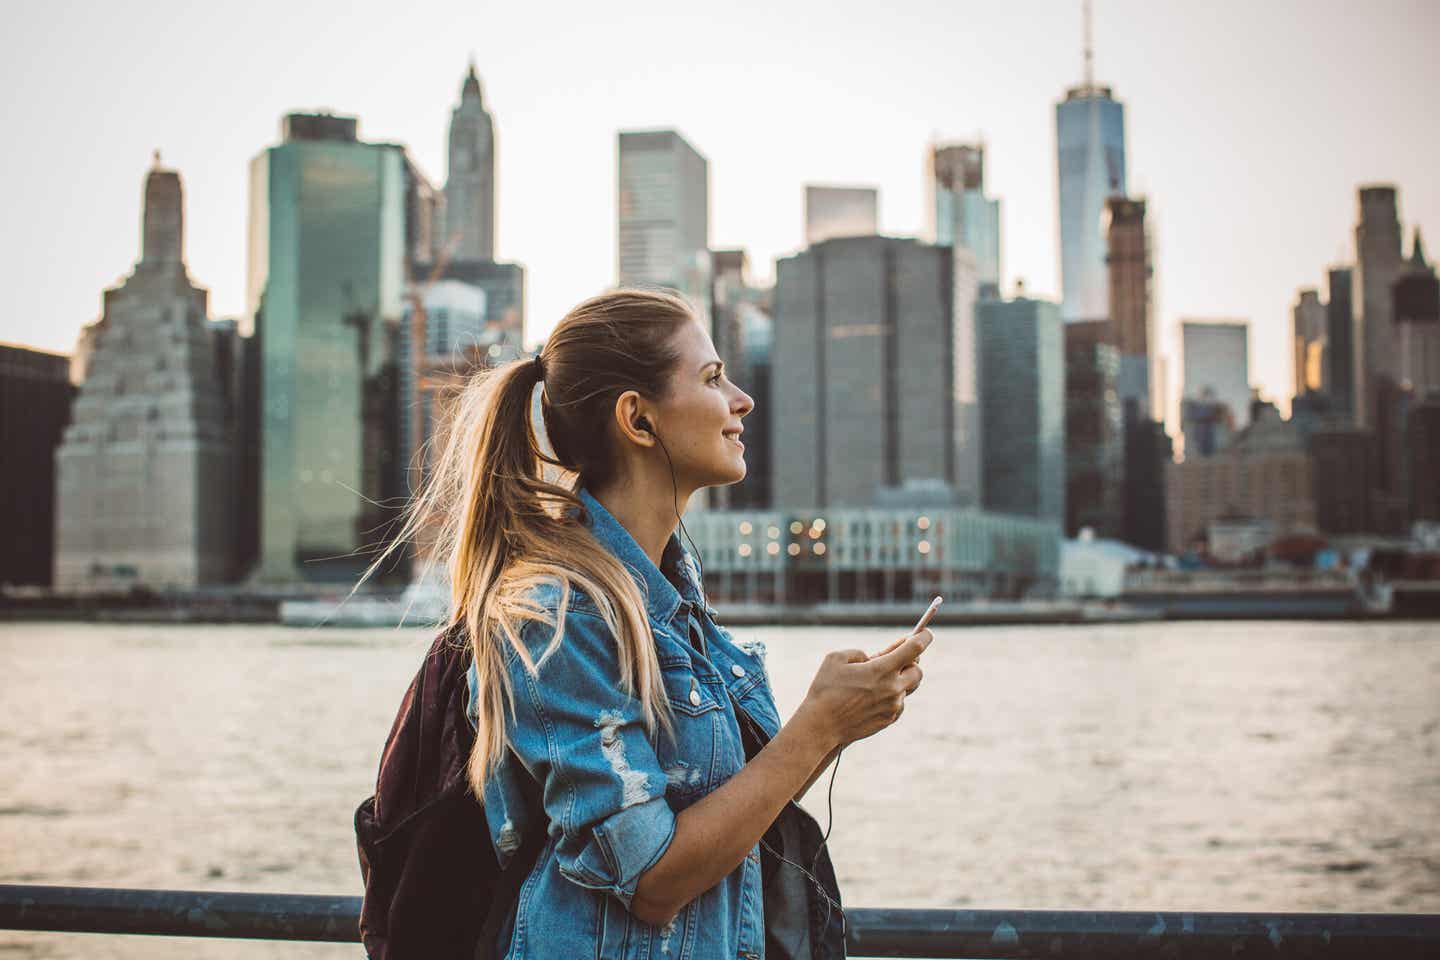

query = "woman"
[{"left": 396, "top": 289, "right": 931, "bottom": 959}]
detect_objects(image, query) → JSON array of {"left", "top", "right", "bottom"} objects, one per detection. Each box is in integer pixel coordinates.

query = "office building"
[
  {"left": 928, "top": 143, "right": 1001, "bottom": 297},
  {"left": 398, "top": 279, "right": 491, "bottom": 477},
  {"left": 0, "top": 345, "right": 74, "bottom": 585},
  {"left": 1292, "top": 288, "right": 1328, "bottom": 397},
  {"left": 1122, "top": 417, "right": 1172, "bottom": 552},
  {"left": 977, "top": 295, "right": 1065, "bottom": 523},
  {"left": 1181, "top": 319, "right": 1250, "bottom": 452},
  {"left": 804, "top": 185, "right": 878, "bottom": 245},
  {"left": 1326, "top": 267, "right": 1355, "bottom": 418},
  {"left": 1055, "top": 23, "right": 1127, "bottom": 325},
  {"left": 1105, "top": 196, "right": 1151, "bottom": 417},
  {"left": 1064, "top": 321, "right": 1122, "bottom": 537},
  {"left": 772, "top": 236, "right": 954, "bottom": 509},
  {"left": 685, "top": 504, "right": 1061, "bottom": 604},
  {"left": 1167, "top": 405, "right": 1315, "bottom": 554},
  {"left": 950, "top": 246, "right": 982, "bottom": 507},
  {"left": 1394, "top": 229, "right": 1440, "bottom": 400},
  {"left": 443, "top": 61, "right": 495, "bottom": 260},
  {"left": 247, "top": 113, "right": 421, "bottom": 583},
  {"left": 55, "top": 157, "right": 235, "bottom": 589},
  {"left": 1309, "top": 428, "right": 1374, "bottom": 535},
  {"left": 1353, "top": 185, "right": 1404, "bottom": 427},
  {"left": 710, "top": 250, "right": 773, "bottom": 510},
  {"left": 617, "top": 129, "right": 710, "bottom": 325},
  {"left": 1409, "top": 396, "right": 1440, "bottom": 523}
]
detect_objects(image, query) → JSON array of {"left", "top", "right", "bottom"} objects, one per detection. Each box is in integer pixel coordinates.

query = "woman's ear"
[{"left": 614, "top": 390, "right": 656, "bottom": 446}]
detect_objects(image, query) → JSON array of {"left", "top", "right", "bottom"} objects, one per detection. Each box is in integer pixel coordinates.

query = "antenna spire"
[{"left": 1082, "top": 0, "right": 1094, "bottom": 91}]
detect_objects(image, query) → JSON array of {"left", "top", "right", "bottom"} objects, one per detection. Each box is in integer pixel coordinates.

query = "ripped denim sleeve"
[{"left": 505, "top": 612, "right": 676, "bottom": 908}]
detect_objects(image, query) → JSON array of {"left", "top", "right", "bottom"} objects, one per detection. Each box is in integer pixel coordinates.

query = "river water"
[{"left": 2, "top": 620, "right": 1438, "bottom": 958}]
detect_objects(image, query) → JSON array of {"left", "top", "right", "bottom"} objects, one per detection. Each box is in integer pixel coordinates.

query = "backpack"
[{"left": 355, "top": 624, "right": 545, "bottom": 960}]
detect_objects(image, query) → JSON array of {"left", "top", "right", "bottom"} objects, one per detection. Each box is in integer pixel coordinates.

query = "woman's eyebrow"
[{"left": 700, "top": 360, "right": 724, "bottom": 375}]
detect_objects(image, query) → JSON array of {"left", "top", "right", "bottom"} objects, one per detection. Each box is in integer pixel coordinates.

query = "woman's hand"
[{"left": 793, "top": 629, "right": 932, "bottom": 752}]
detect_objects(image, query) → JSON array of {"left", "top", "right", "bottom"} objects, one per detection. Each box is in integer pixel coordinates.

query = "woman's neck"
[{"left": 587, "top": 475, "right": 694, "bottom": 568}]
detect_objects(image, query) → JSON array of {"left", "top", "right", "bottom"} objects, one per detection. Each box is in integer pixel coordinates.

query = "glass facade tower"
[
  {"left": 247, "top": 114, "right": 408, "bottom": 583},
  {"left": 1056, "top": 87, "right": 1126, "bottom": 323}
]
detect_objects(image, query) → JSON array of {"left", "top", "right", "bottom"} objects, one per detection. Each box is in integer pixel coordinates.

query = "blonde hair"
[{"left": 366, "top": 289, "right": 696, "bottom": 796}]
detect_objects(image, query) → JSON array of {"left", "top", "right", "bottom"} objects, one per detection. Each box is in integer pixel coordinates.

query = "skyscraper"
[
  {"left": 1326, "top": 267, "right": 1355, "bottom": 418},
  {"left": 1055, "top": 8, "right": 1127, "bottom": 324},
  {"left": 617, "top": 129, "right": 710, "bottom": 324},
  {"left": 1064, "top": 321, "right": 1122, "bottom": 537},
  {"left": 772, "top": 236, "right": 954, "bottom": 508},
  {"left": 1104, "top": 196, "right": 1150, "bottom": 416},
  {"left": 247, "top": 113, "right": 417, "bottom": 583},
  {"left": 804, "top": 185, "right": 878, "bottom": 245},
  {"left": 55, "top": 157, "right": 235, "bottom": 588},
  {"left": 1353, "top": 185, "right": 1404, "bottom": 427},
  {"left": 1, "top": 345, "right": 74, "bottom": 586},
  {"left": 1292, "top": 288, "right": 1328, "bottom": 397},
  {"left": 710, "top": 250, "right": 773, "bottom": 510},
  {"left": 977, "top": 295, "right": 1066, "bottom": 523},
  {"left": 928, "top": 143, "right": 1002, "bottom": 298},
  {"left": 1394, "top": 228, "right": 1440, "bottom": 400},
  {"left": 443, "top": 61, "right": 495, "bottom": 260}
]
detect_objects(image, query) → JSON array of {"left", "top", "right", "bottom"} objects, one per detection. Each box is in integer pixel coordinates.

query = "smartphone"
[{"left": 912, "top": 595, "right": 943, "bottom": 634}]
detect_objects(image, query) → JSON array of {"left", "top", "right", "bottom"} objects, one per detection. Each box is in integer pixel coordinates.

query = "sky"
[{"left": 3, "top": 0, "right": 1437, "bottom": 428}]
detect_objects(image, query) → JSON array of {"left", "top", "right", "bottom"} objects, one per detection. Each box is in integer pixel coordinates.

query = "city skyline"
[{"left": 3, "top": 0, "right": 1438, "bottom": 424}]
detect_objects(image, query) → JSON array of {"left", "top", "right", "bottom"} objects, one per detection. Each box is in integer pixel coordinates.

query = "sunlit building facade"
[{"left": 247, "top": 113, "right": 412, "bottom": 583}]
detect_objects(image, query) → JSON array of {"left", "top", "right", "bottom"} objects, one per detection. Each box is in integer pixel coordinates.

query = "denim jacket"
[{"left": 468, "top": 488, "right": 787, "bottom": 960}]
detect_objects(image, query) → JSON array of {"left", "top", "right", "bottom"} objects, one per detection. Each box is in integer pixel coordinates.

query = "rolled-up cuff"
[{"left": 558, "top": 795, "right": 676, "bottom": 907}]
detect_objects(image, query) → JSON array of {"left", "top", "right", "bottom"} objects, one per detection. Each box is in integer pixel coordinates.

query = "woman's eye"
[{"left": 709, "top": 373, "right": 723, "bottom": 385}]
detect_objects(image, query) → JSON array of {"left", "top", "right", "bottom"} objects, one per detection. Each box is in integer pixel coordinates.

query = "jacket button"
[
  {"left": 689, "top": 688, "right": 702, "bottom": 707},
  {"left": 731, "top": 664, "right": 746, "bottom": 678}
]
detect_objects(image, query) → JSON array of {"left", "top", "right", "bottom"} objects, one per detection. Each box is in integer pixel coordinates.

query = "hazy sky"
[{"left": 3, "top": 0, "right": 1437, "bottom": 424}]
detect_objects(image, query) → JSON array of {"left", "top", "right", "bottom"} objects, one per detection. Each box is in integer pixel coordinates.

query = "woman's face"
[{"left": 653, "top": 317, "right": 755, "bottom": 490}]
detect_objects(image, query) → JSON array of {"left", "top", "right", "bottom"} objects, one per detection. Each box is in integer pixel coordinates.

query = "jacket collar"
[{"left": 576, "top": 486, "right": 704, "bottom": 627}]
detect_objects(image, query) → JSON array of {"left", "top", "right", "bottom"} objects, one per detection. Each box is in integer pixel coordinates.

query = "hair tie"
[{"left": 532, "top": 353, "right": 545, "bottom": 380}]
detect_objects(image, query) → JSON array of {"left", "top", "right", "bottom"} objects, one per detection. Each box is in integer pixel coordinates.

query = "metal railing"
[{"left": 3, "top": 884, "right": 1438, "bottom": 958}]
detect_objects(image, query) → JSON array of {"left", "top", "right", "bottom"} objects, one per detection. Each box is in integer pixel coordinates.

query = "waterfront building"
[
  {"left": 247, "top": 113, "right": 422, "bottom": 583},
  {"left": 55, "top": 157, "right": 234, "bottom": 589},
  {"left": 804, "top": 185, "right": 878, "bottom": 245},
  {"left": 710, "top": 250, "right": 773, "bottom": 510},
  {"left": 684, "top": 504, "right": 1061, "bottom": 604},
  {"left": 1308, "top": 427, "right": 1375, "bottom": 535},
  {"left": 1055, "top": 19, "right": 1127, "bottom": 325},
  {"left": 0, "top": 345, "right": 74, "bottom": 585},
  {"left": 927, "top": 143, "right": 1001, "bottom": 297},
  {"left": 1064, "top": 321, "right": 1122, "bottom": 538},
  {"left": 1292, "top": 288, "right": 1328, "bottom": 397},
  {"left": 977, "top": 294, "right": 1065, "bottom": 523},
  {"left": 1104, "top": 196, "right": 1151, "bottom": 417},
  {"left": 617, "top": 129, "right": 710, "bottom": 327},
  {"left": 1166, "top": 404, "right": 1315, "bottom": 554},
  {"left": 1122, "top": 417, "right": 1172, "bottom": 553},
  {"left": 1409, "top": 395, "right": 1440, "bottom": 523},
  {"left": 443, "top": 61, "right": 495, "bottom": 260},
  {"left": 1181, "top": 318, "right": 1250, "bottom": 452},
  {"left": 772, "top": 236, "right": 955, "bottom": 509},
  {"left": 1326, "top": 267, "right": 1356, "bottom": 418}
]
